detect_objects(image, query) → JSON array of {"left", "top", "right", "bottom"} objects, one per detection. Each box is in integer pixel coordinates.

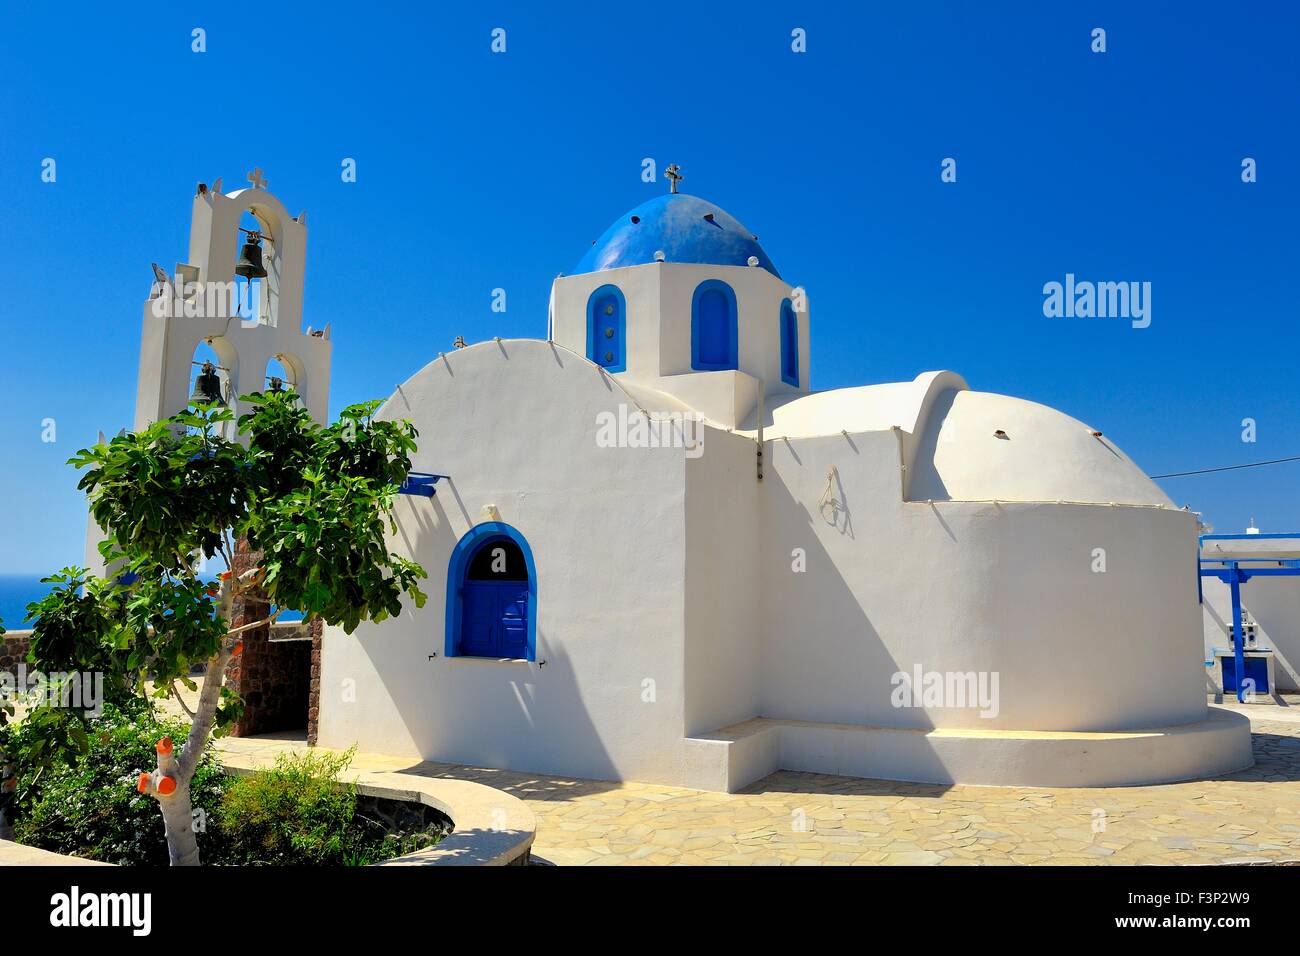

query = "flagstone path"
[{"left": 216, "top": 700, "right": 1300, "bottom": 866}]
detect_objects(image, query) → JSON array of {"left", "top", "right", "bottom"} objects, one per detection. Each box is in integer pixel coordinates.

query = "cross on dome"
[{"left": 664, "top": 164, "right": 682, "bottom": 194}]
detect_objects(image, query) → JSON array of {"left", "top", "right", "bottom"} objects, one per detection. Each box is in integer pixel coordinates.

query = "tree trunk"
[
  {"left": 144, "top": 642, "right": 231, "bottom": 866},
  {"left": 144, "top": 541, "right": 265, "bottom": 865},
  {"left": 157, "top": 782, "right": 199, "bottom": 866}
]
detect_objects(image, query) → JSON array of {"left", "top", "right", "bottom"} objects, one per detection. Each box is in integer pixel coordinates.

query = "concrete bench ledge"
[{"left": 683, "top": 708, "right": 1254, "bottom": 792}]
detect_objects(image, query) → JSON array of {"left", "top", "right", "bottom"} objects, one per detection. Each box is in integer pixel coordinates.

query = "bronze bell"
[
  {"left": 235, "top": 233, "right": 268, "bottom": 279},
  {"left": 190, "top": 362, "right": 224, "bottom": 405}
]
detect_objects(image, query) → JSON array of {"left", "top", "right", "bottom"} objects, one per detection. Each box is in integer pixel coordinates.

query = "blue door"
[
  {"left": 461, "top": 581, "right": 530, "bottom": 658},
  {"left": 459, "top": 537, "right": 531, "bottom": 659}
]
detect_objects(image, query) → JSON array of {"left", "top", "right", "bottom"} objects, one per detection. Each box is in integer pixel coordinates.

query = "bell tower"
[{"left": 134, "top": 169, "right": 332, "bottom": 431}]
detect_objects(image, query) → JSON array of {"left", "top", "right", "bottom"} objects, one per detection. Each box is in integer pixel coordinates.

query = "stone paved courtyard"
[{"left": 216, "top": 700, "right": 1300, "bottom": 866}]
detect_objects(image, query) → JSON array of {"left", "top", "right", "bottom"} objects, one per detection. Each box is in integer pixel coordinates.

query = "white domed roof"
[{"left": 908, "top": 389, "right": 1172, "bottom": 506}]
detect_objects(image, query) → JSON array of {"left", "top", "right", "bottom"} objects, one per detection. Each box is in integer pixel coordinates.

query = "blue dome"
[{"left": 572, "top": 194, "right": 779, "bottom": 278}]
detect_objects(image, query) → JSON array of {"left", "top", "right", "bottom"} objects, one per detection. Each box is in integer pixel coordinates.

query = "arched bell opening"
[
  {"left": 234, "top": 208, "right": 280, "bottom": 328},
  {"left": 263, "top": 354, "right": 297, "bottom": 396},
  {"left": 185, "top": 338, "right": 239, "bottom": 439},
  {"left": 188, "top": 340, "right": 228, "bottom": 407}
]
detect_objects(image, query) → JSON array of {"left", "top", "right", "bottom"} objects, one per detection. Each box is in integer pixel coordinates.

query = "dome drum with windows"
[{"left": 551, "top": 184, "right": 808, "bottom": 423}]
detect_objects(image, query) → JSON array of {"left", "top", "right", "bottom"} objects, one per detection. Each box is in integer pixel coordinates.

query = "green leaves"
[
  {"left": 63, "top": 387, "right": 427, "bottom": 646},
  {"left": 239, "top": 390, "right": 320, "bottom": 501},
  {"left": 319, "top": 401, "right": 418, "bottom": 489},
  {"left": 248, "top": 474, "right": 427, "bottom": 633},
  {"left": 72, "top": 406, "right": 246, "bottom": 573},
  {"left": 25, "top": 569, "right": 134, "bottom": 685}
]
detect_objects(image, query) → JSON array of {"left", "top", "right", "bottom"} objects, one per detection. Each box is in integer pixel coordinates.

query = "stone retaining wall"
[{"left": 0, "top": 632, "right": 32, "bottom": 678}]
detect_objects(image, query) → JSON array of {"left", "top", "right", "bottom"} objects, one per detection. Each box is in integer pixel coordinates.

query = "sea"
[
  {"left": 0, "top": 575, "right": 53, "bottom": 629},
  {"left": 0, "top": 574, "right": 300, "bottom": 630}
]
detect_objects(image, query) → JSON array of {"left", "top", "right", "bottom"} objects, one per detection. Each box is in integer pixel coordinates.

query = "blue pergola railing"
[
  {"left": 1199, "top": 532, "right": 1300, "bottom": 703},
  {"left": 397, "top": 472, "right": 448, "bottom": 497}
]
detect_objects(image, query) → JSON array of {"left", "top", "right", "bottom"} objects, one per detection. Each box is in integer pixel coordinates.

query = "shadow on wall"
[
  {"left": 903, "top": 388, "right": 958, "bottom": 501},
  {"left": 761, "top": 433, "right": 932, "bottom": 730},
  {"left": 355, "top": 480, "right": 624, "bottom": 789}
]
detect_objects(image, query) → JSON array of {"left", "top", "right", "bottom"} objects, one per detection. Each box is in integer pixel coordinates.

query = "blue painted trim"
[
  {"left": 586, "top": 284, "right": 626, "bottom": 373},
  {"left": 398, "top": 472, "right": 448, "bottom": 497},
  {"left": 779, "top": 297, "right": 799, "bottom": 387},
  {"left": 1201, "top": 533, "right": 1300, "bottom": 541},
  {"left": 1203, "top": 566, "right": 1300, "bottom": 577},
  {"left": 1228, "top": 568, "right": 1247, "bottom": 702},
  {"left": 691, "top": 279, "right": 738, "bottom": 371},
  {"left": 1199, "top": 557, "right": 1300, "bottom": 701},
  {"left": 444, "top": 521, "right": 537, "bottom": 662}
]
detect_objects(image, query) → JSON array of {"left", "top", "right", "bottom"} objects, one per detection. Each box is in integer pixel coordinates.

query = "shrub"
[
  {"left": 214, "top": 747, "right": 362, "bottom": 865},
  {"left": 11, "top": 703, "right": 229, "bottom": 865},
  {"left": 6, "top": 708, "right": 444, "bottom": 866},
  {"left": 213, "top": 748, "right": 447, "bottom": 866}
]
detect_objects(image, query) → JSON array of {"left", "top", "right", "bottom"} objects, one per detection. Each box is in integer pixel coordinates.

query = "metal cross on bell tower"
[
  {"left": 665, "top": 164, "right": 682, "bottom": 194},
  {"left": 247, "top": 167, "right": 268, "bottom": 190}
]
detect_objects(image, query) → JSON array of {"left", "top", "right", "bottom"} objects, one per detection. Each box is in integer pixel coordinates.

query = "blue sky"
[{"left": 0, "top": 1, "right": 1297, "bottom": 574}]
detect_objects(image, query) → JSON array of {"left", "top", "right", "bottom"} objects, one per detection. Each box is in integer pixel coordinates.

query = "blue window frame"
[
  {"left": 587, "top": 284, "right": 626, "bottom": 372},
  {"left": 691, "top": 279, "right": 738, "bottom": 371},
  {"left": 445, "top": 522, "right": 537, "bottom": 661},
  {"left": 780, "top": 297, "right": 799, "bottom": 387}
]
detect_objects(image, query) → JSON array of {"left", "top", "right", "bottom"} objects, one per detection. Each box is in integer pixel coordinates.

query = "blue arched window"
[
  {"left": 587, "top": 284, "right": 626, "bottom": 372},
  {"left": 780, "top": 298, "right": 799, "bottom": 387},
  {"left": 445, "top": 522, "right": 537, "bottom": 661},
  {"left": 691, "top": 280, "right": 738, "bottom": 371}
]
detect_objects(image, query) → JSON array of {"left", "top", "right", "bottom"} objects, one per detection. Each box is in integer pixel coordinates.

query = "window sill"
[{"left": 445, "top": 655, "right": 537, "bottom": 666}]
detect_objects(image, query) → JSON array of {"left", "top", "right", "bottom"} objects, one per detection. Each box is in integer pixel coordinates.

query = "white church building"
[{"left": 124, "top": 174, "right": 1253, "bottom": 792}]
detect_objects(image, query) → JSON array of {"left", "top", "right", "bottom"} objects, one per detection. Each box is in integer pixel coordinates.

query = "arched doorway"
[{"left": 446, "top": 522, "right": 537, "bottom": 661}]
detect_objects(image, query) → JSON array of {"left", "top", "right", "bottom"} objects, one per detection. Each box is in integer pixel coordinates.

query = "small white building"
[
  {"left": 114, "top": 177, "right": 1252, "bottom": 790},
  {"left": 315, "top": 187, "right": 1251, "bottom": 790},
  {"left": 1200, "top": 532, "right": 1300, "bottom": 695}
]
